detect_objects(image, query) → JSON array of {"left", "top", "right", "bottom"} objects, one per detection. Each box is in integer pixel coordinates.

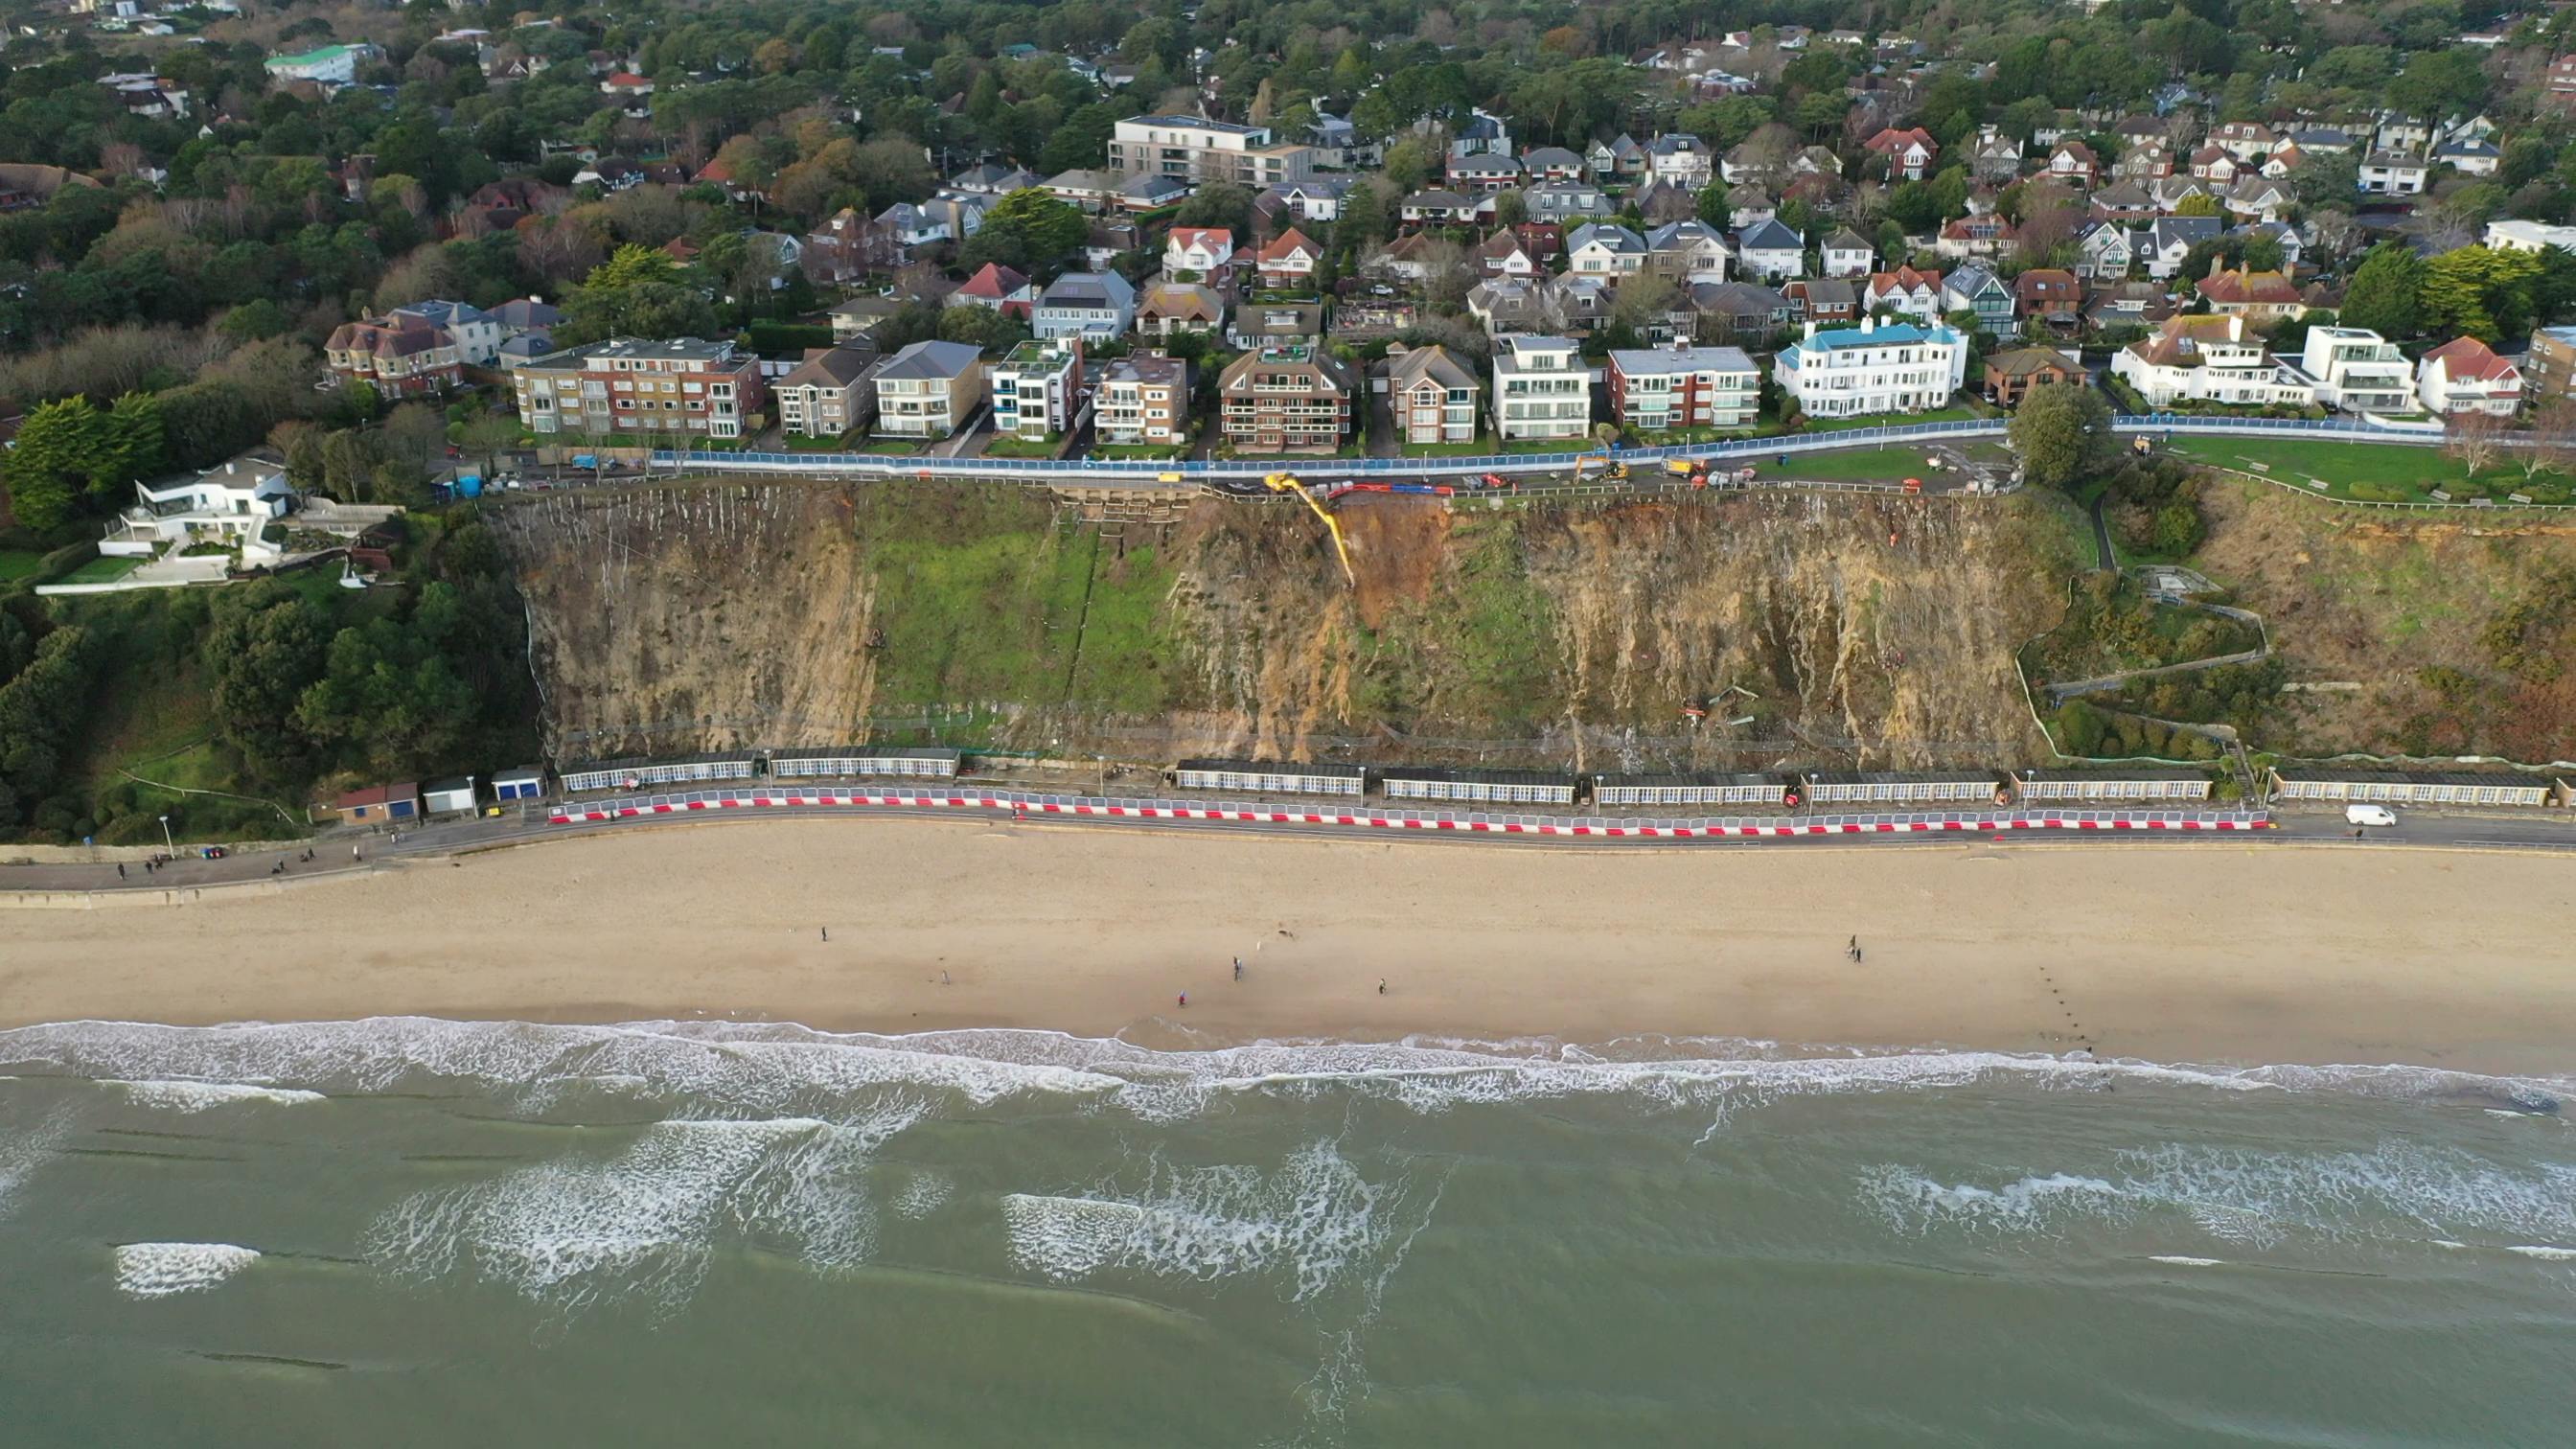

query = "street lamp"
[{"left": 158, "top": 814, "right": 173, "bottom": 855}]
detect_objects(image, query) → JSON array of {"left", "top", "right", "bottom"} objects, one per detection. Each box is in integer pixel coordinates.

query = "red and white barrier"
[{"left": 550, "top": 792, "right": 2271, "bottom": 837}]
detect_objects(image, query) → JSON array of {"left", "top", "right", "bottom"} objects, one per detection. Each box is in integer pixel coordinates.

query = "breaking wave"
[
  {"left": 114, "top": 1242, "right": 262, "bottom": 1299},
  {"left": 2, "top": 1018, "right": 2564, "bottom": 1128},
  {"left": 1860, "top": 1141, "right": 2576, "bottom": 1250},
  {"left": 105, "top": 1080, "right": 326, "bottom": 1113}
]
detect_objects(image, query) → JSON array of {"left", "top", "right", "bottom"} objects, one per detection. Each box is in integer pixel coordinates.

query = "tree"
[
  {"left": 1695, "top": 181, "right": 1732, "bottom": 227},
  {"left": 1340, "top": 180, "right": 1390, "bottom": 244},
  {"left": 205, "top": 582, "right": 332, "bottom": 779},
  {"left": 958, "top": 188, "right": 1091, "bottom": 273},
  {"left": 2008, "top": 381, "right": 2114, "bottom": 492},
  {"left": 562, "top": 244, "right": 718, "bottom": 344},
  {"left": 2339, "top": 243, "right": 2425, "bottom": 340},
  {"left": 1611, "top": 271, "right": 1680, "bottom": 331},
  {"left": 2446, "top": 408, "right": 2507, "bottom": 477},
  {"left": 2173, "top": 193, "right": 2222, "bottom": 218},
  {"left": 1172, "top": 181, "right": 1255, "bottom": 238}
]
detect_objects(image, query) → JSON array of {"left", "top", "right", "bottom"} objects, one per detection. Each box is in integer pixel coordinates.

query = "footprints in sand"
[{"left": 2034, "top": 961, "right": 2092, "bottom": 1048}]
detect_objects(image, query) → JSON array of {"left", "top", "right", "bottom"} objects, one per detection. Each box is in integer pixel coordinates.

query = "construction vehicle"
[
  {"left": 1902, "top": 476, "right": 1923, "bottom": 494},
  {"left": 1479, "top": 472, "right": 1512, "bottom": 490},
  {"left": 1261, "top": 472, "right": 1357, "bottom": 586},
  {"left": 1573, "top": 455, "right": 1628, "bottom": 483}
]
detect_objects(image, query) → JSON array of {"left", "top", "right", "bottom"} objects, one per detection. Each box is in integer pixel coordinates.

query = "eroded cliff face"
[{"left": 492, "top": 482, "right": 2080, "bottom": 768}]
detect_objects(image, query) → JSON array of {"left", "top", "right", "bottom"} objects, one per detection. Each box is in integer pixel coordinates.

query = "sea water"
[{"left": 0, "top": 1018, "right": 2571, "bottom": 1446}]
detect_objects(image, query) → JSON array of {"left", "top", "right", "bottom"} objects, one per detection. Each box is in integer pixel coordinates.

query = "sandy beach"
[{"left": 4, "top": 816, "right": 2572, "bottom": 1072}]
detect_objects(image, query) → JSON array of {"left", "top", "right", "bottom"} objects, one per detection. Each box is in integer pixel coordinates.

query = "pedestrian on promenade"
[{"left": 117, "top": 863, "right": 126, "bottom": 880}]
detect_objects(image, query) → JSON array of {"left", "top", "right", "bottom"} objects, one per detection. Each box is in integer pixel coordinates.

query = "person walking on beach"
[
  {"left": 821, "top": 927, "right": 829, "bottom": 942},
  {"left": 1377, "top": 978, "right": 1386, "bottom": 996},
  {"left": 1233, "top": 957, "right": 1243, "bottom": 981},
  {"left": 1178, "top": 992, "right": 1187, "bottom": 1008}
]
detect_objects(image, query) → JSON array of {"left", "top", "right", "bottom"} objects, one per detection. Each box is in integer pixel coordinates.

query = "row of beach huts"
[{"left": 329, "top": 749, "right": 2576, "bottom": 816}]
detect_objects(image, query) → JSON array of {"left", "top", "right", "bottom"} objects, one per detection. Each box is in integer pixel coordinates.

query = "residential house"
[
  {"left": 1587, "top": 133, "right": 1647, "bottom": 181},
  {"left": 2111, "top": 313, "right": 2313, "bottom": 407},
  {"left": 325, "top": 312, "right": 468, "bottom": 396},
  {"left": 2046, "top": 142, "right": 2100, "bottom": 188},
  {"left": 1983, "top": 346, "right": 2084, "bottom": 405},
  {"left": 1524, "top": 181, "right": 1615, "bottom": 224},
  {"left": 1646, "top": 133, "right": 1715, "bottom": 189},
  {"left": 2210, "top": 120, "right": 2277, "bottom": 162},
  {"left": 2073, "top": 219, "right": 2135, "bottom": 279},
  {"left": 1935, "top": 215, "right": 2017, "bottom": 262},
  {"left": 1470, "top": 228, "right": 1544, "bottom": 279},
  {"left": 1384, "top": 345, "right": 1484, "bottom": 445},
  {"left": 1450, "top": 109, "right": 1512, "bottom": 157},
  {"left": 2195, "top": 261, "right": 2306, "bottom": 322},
  {"left": 97, "top": 458, "right": 295, "bottom": 566},
  {"left": 1686, "top": 281, "right": 1792, "bottom": 339},
  {"left": 1819, "top": 228, "right": 1875, "bottom": 279},
  {"left": 264, "top": 42, "right": 380, "bottom": 86},
  {"left": 1261, "top": 177, "right": 1352, "bottom": 223},
  {"left": 1865, "top": 266, "right": 1945, "bottom": 322},
  {"left": 1786, "top": 277, "right": 1860, "bottom": 325},
  {"left": 1255, "top": 228, "right": 1324, "bottom": 288},
  {"left": 1566, "top": 222, "right": 1648, "bottom": 279},
  {"left": 1733, "top": 219, "right": 1805, "bottom": 282},
  {"left": 2434, "top": 137, "right": 2501, "bottom": 175},
  {"left": 1135, "top": 281, "right": 1225, "bottom": 339},
  {"left": 2115, "top": 143, "right": 2174, "bottom": 180},
  {"left": 1116, "top": 174, "right": 1193, "bottom": 214},
  {"left": 949, "top": 263, "right": 1034, "bottom": 318},
  {"left": 987, "top": 339, "right": 1083, "bottom": 442},
  {"left": 1490, "top": 334, "right": 1593, "bottom": 443},
  {"left": 1043, "top": 169, "right": 1123, "bottom": 211},
  {"left": 2222, "top": 175, "right": 2295, "bottom": 223},
  {"left": 508, "top": 337, "right": 767, "bottom": 441},
  {"left": 2358, "top": 151, "right": 2429, "bottom": 196},
  {"left": 826, "top": 297, "right": 902, "bottom": 343},
  {"left": 1092, "top": 353, "right": 1190, "bottom": 448},
  {"left": 1105, "top": 114, "right": 1321, "bottom": 188},
  {"left": 2416, "top": 335, "right": 2523, "bottom": 415},
  {"left": 2285, "top": 126, "right": 2355, "bottom": 155},
  {"left": 1466, "top": 276, "right": 1594, "bottom": 335},
  {"left": 1944, "top": 264, "right": 2018, "bottom": 337},
  {"left": 1216, "top": 342, "right": 1356, "bottom": 452},
  {"left": 1032, "top": 271, "right": 1137, "bottom": 340},
  {"left": 2295, "top": 326, "right": 2416, "bottom": 413},
  {"left": 1522, "top": 146, "right": 1587, "bottom": 183},
  {"left": 2083, "top": 279, "right": 2176, "bottom": 331},
  {"left": 1399, "top": 189, "right": 1480, "bottom": 226},
  {"left": 1163, "top": 226, "right": 1234, "bottom": 277},
  {"left": 1607, "top": 344, "right": 1760, "bottom": 431},
  {"left": 1773, "top": 318, "right": 1967, "bottom": 419},
  {"left": 870, "top": 339, "right": 985, "bottom": 439},
  {"left": 801, "top": 207, "right": 883, "bottom": 284},
  {"left": 772, "top": 345, "right": 881, "bottom": 440},
  {"left": 2138, "top": 217, "right": 2222, "bottom": 279},
  {"left": 2189, "top": 145, "right": 2242, "bottom": 184},
  {"left": 1644, "top": 220, "right": 1731, "bottom": 282},
  {"left": 1726, "top": 184, "right": 1777, "bottom": 230},
  {"left": 1864, "top": 126, "right": 1940, "bottom": 179},
  {"left": 2484, "top": 219, "right": 2576, "bottom": 253},
  {"left": 1332, "top": 298, "right": 1420, "bottom": 339},
  {"left": 2014, "top": 268, "right": 2082, "bottom": 330},
  {"left": 1369, "top": 232, "right": 1445, "bottom": 283},
  {"left": 1228, "top": 298, "right": 1327, "bottom": 349},
  {"left": 1969, "top": 127, "right": 2024, "bottom": 183},
  {"left": 1446, "top": 153, "right": 1523, "bottom": 193}
]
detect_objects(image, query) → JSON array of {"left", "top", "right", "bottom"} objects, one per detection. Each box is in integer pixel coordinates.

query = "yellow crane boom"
[{"left": 1263, "top": 472, "right": 1357, "bottom": 586}]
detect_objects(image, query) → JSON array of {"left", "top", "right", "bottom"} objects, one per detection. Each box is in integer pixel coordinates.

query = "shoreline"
[{"left": 3, "top": 816, "right": 2573, "bottom": 1075}]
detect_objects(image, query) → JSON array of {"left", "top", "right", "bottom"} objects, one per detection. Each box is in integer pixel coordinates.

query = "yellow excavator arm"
[{"left": 1262, "top": 473, "right": 1357, "bottom": 586}]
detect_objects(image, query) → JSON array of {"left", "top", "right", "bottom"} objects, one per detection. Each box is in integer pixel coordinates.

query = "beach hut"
[
  {"left": 1170, "top": 759, "right": 1367, "bottom": 796},
  {"left": 1379, "top": 767, "right": 1578, "bottom": 806},
  {"left": 558, "top": 753, "right": 759, "bottom": 794},
  {"left": 768, "top": 746, "right": 962, "bottom": 780},
  {"left": 2012, "top": 769, "right": 2213, "bottom": 804},
  {"left": 1797, "top": 770, "right": 2008, "bottom": 806},
  {"left": 2266, "top": 768, "right": 2557, "bottom": 809},
  {"left": 334, "top": 782, "right": 420, "bottom": 821},
  {"left": 491, "top": 766, "right": 546, "bottom": 802},
  {"left": 1590, "top": 772, "right": 1788, "bottom": 808},
  {"left": 422, "top": 776, "right": 479, "bottom": 815}
]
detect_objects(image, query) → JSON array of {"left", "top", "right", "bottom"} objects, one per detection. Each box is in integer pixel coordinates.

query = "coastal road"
[{"left": 10, "top": 796, "right": 2575, "bottom": 901}]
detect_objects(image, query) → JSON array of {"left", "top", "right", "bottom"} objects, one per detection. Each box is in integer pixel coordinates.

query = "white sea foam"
[
  {"left": 1002, "top": 1139, "right": 1407, "bottom": 1302},
  {"left": 4, "top": 1017, "right": 2569, "bottom": 1130},
  {"left": 0, "top": 1107, "right": 73, "bottom": 1225},
  {"left": 1864, "top": 1141, "right": 2576, "bottom": 1250},
  {"left": 2149, "top": 1255, "right": 2224, "bottom": 1267},
  {"left": 892, "top": 1173, "right": 953, "bottom": 1219},
  {"left": 2503, "top": 1244, "right": 2576, "bottom": 1260},
  {"left": 114, "top": 1242, "right": 262, "bottom": 1298},
  {"left": 363, "top": 1104, "right": 926, "bottom": 1311},
  {"left": 105, "top": 1080, "right": 325, "bottom": 1113}
]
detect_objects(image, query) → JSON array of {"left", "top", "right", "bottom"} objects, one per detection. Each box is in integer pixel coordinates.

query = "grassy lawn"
[
  {"left": 0, "top": 549, "right": 45, "bottom": 582},
  {"left": 778, "top": 433, "right": 860, "bottom": 451},
  {"left": 980, "top": 435, "right": 1066, "bottom": 459},
  {"left": 860, "top": 438, "right": 926, "bottom": 454},
  {"left": 1088, "top": 443, "right": 1186, "bottom": 461},
  {"left": 1398, "top": 437, "right": 1500, "bottom": 457},
  {"left": 59, "top": 555, "right": 145, "bottom": 584},
  {"left": 2164, "top": 437, "right": 2574, "bottom": 505},
  {"left": 1495, "top": 437, "right": 1594, "bottom": 454}
]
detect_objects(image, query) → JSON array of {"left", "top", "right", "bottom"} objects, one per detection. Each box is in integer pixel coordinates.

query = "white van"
[{"left": 2345, "top": 804, "right": 2398, "bottom": 828}]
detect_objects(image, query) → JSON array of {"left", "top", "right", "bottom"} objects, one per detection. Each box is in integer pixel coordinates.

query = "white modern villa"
[{"left": 100, "top": 458, "right": 295, "bottom": 565}]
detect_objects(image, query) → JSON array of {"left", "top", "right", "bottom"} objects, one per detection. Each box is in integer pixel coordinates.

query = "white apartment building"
[
  {"left": 987, "top": 339, "right": 1083, "bottom": 441},
  {"left": 2296, "top": 326, "right": 2416, "bottom": 413},
  {"left": 1105, "top": 114, "right": 1321, "bottom": 187},
  {"left": 1772, "top": 318, "right": 1966, "bottom": 419},
  {"left": 1490, "top": 334, "right": 1593, "bottom": 442},
  {"left": 2483, "top": 218, "right": 2576, "bottom": 253},
  {"left": 2111, "top": 314, "right": 2314, "bottom": 408}
]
